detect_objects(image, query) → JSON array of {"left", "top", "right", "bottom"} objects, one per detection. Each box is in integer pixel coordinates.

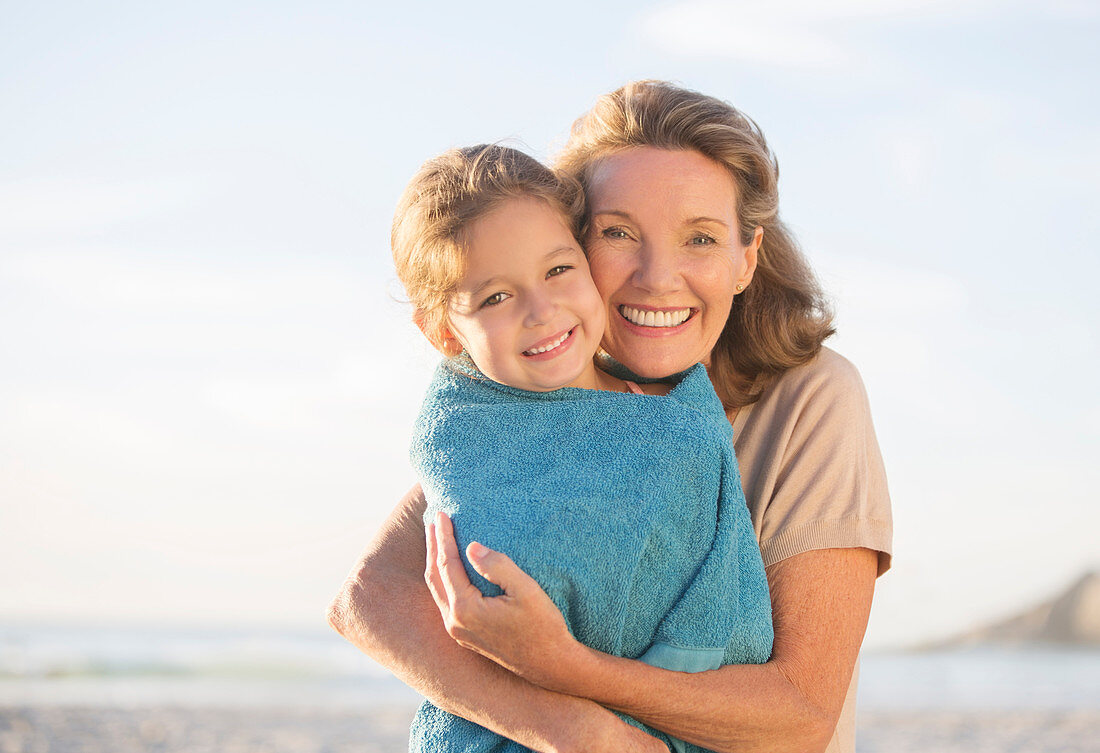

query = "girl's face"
[
  {"left": 442, "top": 196, "right": 607, "bottom": 392},
  {"left": 584, "top": 147, "right": 761, "bottom": 380}
]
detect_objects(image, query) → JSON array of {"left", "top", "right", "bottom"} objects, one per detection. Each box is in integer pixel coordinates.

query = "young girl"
[{"left": 391, "top": 144, "right": 772, "bottom": 753}]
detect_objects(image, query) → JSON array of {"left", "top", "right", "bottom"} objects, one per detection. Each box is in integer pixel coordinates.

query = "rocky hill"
[{"left": 927, "top": 571, "right": 1100, "bottom": 648}]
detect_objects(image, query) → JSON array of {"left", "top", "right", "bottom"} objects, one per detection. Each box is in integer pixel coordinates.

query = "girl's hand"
[{"left": 424, "top": 511, "right": 581, "bottom": 691}]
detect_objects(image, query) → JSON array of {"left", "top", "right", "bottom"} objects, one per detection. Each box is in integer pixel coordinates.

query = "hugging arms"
[
  {"left": 332, "top": 512, "right": 879, "bottom": 752},
  {"left": 330, "top": 356, "right": 885, "bottom": 752},
  {"left": 329, "top": 80, "right": 891, "bottom": 753}
]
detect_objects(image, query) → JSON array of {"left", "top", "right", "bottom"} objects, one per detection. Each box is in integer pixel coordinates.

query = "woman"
[{"left": 329, "top": 80, "right": 892, "bottom": 753}]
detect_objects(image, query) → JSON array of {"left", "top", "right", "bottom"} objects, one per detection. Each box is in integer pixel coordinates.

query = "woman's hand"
[
  {"left": 329, "top": 490, "right": 671, "bottom": 753},
  {"left": 424, "top": 511, "right": 582, "bottom": 690}
]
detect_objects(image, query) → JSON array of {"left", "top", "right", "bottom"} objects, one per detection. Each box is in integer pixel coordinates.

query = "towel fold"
[{"left": 409, "top": 356, "right": 773, "bottom": 753}]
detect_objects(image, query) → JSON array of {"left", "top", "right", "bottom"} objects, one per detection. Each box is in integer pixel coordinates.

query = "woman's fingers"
[
  {"left": 423, "top": 520, "right": 447, "bottom": 611},
  {"left": 466, "top": 541, "right": 529, "bottom": 597},
  {"left": 433, "top": 511, "right": 471, "bottom": 608},
  {"left": 419, "top": 513, "right": 579, "bottom": 686},
  {"left": 432, "top": 512, "right": 499, "bottom": 645}
]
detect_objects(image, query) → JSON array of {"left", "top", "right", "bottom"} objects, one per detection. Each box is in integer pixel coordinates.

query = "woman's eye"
[
  {"left": 689, "top": 234, "right": 716, "bottom": 246},
  {"left": 547, "top": 265, "right": 572, "bottom": 278},
  {"left": 481, "top": 292, "right": 508, "bottom": 308},
  {"left": 601, "top": 227, "right": 630, "bottom": 240}
]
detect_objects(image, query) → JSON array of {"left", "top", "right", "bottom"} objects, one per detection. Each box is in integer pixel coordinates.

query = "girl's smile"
[
  {"left": 521, "top": 325, "right": 578, "bottom": 359},
  {"left": 442, "top": 196, "right": 607, "bottom": 392}
]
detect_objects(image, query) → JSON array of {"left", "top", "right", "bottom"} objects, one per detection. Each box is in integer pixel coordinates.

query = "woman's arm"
[
  {"left": 568, "top": 547, "right": 878, "bottom": 753},
  {"left": 326, "top": 485, "right": 670, "bottom": 753},
  {"left": 432, "top": 520, "right": 877, "bottom": 753}
]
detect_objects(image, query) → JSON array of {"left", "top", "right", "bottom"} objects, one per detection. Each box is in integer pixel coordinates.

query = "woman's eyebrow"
[
  {"left": 686, "top": 216, "right": 731, "bottom": 227},
  {"left": 589, "top": 209, "right": 632, "bottom": 220}
]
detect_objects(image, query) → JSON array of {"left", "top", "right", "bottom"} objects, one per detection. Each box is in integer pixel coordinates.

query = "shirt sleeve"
[{"left": 734, "top": 348, "right": 893, "bottom": 575}]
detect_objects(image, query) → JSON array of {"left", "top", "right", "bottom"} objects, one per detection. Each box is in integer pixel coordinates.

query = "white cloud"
[
  {"left": 1042, "top": 0, "right": 1100, "bottom": 20},
  {"left": 0, "top": 175, "right": 203, "bottom": 236},
  {"left": 637, "top": 0, "right": 1086, "bottom": 68},
  {"left": 878, "top": 129, "right": 939, "bottom": 192},
  {"left": 818, "top": 250, "right": 968, "bottom": 317},
  {"left": 0, "top": 247, "right": 362, "bottom": 313},
  {"left": 640, "top": 2, "right": 853, "bottom": 68}
]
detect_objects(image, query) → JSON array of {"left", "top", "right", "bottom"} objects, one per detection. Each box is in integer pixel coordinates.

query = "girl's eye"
[
  {"left": 689, "top": 234, "right": 716, "bottom": 246},
  {"left": 547, "top": 265, "right": 572, "bottom": 278},
  {"left": 481, "top": 292, "right": 508, "bottom": 308}
]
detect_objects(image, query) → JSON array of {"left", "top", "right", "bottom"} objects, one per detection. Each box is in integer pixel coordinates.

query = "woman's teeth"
[
  {"left": 619, "top": 306, "right": 691, "bottom": 328},
  {"left": 524, "top": 329, "right": 571, "bottom": 355}
]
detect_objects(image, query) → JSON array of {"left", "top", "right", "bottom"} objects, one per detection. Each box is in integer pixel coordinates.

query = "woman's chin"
[
  {"left": 603, "top": 319, "right": 713, "bottom": 379},
  {"left": 610, "top": 348, "right": 701, "bottom": 380}
]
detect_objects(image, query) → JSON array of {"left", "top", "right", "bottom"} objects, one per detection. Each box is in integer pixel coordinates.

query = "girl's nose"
[
  {"left": 523, "top": 290, "right": 558, "bottom": 328},
  {"left": 632, "top": 241, "right": 682, "bottom": 295}
]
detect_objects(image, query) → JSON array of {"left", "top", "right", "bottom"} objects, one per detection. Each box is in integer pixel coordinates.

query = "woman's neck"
[{"left": 569, "top": 359, "right": 670, "bottom": 395}]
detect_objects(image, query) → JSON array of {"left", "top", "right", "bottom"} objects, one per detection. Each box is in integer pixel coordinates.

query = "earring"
[
  {"left": 440, "top": 330, "right": 463, "bottom": 357},
  {"left": 736, "top": 283, "right": 745, "bottom": 292}
]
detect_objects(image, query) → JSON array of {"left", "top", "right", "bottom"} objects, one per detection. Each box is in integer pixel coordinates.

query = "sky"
[{"left": 1, "top": 0, "right": 1097, "bottom": 650}]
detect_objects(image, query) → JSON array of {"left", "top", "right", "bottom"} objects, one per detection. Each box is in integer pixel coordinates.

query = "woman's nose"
[{"left": 632, "top": 241, "right": 681, "bottom": 295}]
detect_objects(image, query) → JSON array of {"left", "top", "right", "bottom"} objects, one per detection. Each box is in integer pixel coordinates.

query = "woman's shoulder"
[
  {"left": 776, "top": 346, "right": 864, "bottom": 393},
  {"left": 750, "top": 346, "right": 874, "bottom": 428}
]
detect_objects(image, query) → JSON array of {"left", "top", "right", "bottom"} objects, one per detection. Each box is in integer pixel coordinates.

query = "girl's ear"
[
  {"left": 414, "top": 310, "right": 463, "bottom": 356},
  {"left": 438, "top": 330, "right": 463, "bottom": 357}
]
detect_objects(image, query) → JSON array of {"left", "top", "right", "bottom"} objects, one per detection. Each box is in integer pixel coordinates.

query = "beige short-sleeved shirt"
[{"left": 730, "top": 347, "right": 892, "bottom": 753}]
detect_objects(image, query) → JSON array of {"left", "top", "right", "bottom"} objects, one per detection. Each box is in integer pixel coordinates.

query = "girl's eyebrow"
[
  {"left": 468, "top": 276, "right": 503, "bottom": 299},
  {"left": 466, "top": 246, "right": 579, "bottom": 298},
  {"left": 546, "top": 244, "right": 581, "bottom": 258}
]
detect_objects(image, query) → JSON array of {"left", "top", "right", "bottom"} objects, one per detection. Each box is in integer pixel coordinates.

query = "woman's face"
[{"left": 584, "top": 147, "right": 761, "bottom": 379}]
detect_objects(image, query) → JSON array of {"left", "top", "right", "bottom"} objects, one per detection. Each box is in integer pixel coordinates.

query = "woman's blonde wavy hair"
[
  {"left": 392, "top": 144, "right": 585, "bottom": 353},
  {"left": 556, "top": 80, "right": 835, "bottom": 408}
]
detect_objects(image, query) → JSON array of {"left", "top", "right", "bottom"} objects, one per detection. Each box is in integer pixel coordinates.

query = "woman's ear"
[
  {"left": 737, "top": 226, "right": 763, "bottom": 293},
  {"left": 414, "top": 310, "right": 463, "bottom": 356}
]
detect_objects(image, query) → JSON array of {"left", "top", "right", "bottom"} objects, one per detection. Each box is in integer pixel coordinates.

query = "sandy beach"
[
  {"left": 0, "top": 705, "right": 417, "bottom": 753},
  {"left": 857, "top": 709, "right": 1100, "bottom": 753},
  {"left": 3, "top": 705, "right": 1098, "bottom": 753}
]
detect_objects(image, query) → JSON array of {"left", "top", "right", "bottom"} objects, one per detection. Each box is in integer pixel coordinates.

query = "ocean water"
[
  {"left": 1, "top": 623, "right": 1097, "bottom": 711},
  {"left": 858, "top": 648, "right": 1100, "bottom": 710},
  {"left": 0, "top": 622, "right": 420, "bottom": 709}
]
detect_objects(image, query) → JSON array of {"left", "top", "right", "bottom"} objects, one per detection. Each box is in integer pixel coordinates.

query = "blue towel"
[{"left": 408, "top": 356, "right": 773, "bottom": 753}]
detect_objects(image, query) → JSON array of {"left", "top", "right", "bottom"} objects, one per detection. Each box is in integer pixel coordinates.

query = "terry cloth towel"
[{"left": 408, "top": 356, "right": 774, "bottom": 753}]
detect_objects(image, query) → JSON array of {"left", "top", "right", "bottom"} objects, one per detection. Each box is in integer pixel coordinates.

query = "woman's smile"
[
  {"left": 617, "top": 305, "right": 695, "bottom": 332},
  {"left": 584, "top": 147, "right": 759, "bottom": 378}
]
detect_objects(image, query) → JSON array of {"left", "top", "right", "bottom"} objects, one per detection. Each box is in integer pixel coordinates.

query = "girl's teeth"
[
  {"left": 525, "top": 330, "right": 570, "bottom": 355},
  {"left": 620, "top": 306, "right": 691, "bottom": 328}
]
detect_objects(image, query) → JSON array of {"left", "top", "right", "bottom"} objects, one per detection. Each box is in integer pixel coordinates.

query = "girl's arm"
[
  {"left": 326, "top": 485, "right": 670, "bottom": 753},
  {"left": 433, "top": 516, "right": 878, "bottom": 753}
]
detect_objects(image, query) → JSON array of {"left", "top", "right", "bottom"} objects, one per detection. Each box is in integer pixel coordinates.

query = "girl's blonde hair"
[
  {"left": 556, "top": 80, "right": 835, "bottom": 408},
  {"left": 392, "top": 144, "right": 584, "bottom": 351}
]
